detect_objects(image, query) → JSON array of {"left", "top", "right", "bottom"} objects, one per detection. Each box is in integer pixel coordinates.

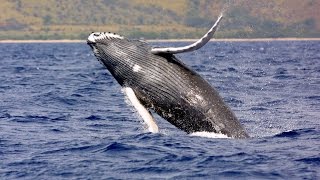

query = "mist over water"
[{"left": 0, "top": 41, "right": 319, "bottom": 179}]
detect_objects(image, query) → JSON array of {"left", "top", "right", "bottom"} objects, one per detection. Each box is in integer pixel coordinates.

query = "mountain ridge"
[{"left": 0, "top": 0, "right": 319, "bottom": 40}]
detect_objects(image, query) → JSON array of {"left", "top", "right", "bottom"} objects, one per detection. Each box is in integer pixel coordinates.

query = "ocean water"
[{"left": 0, "top": 41, "right": 319, "bottom": 179}]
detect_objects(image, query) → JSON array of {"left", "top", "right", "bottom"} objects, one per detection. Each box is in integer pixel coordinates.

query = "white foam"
[{"left": 190, "top": 131, "right": 230, "bottom": 139}]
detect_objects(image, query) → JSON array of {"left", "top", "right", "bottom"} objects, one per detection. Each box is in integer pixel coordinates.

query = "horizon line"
[{"left": 1, "top": 38, "right": 320, "bottom": 43}]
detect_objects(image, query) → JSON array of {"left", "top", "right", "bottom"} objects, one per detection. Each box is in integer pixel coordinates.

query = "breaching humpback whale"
[{"left": 87, "top": 14, "right": 249, "bottom": 138}]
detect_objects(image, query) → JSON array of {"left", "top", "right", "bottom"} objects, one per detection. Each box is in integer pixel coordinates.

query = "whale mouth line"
[
  {"left": 87, "top": 40, "right": 95, "bottom": 45},
  {"left": 87, "top": 40, "right": 97, "bottom": 46}
]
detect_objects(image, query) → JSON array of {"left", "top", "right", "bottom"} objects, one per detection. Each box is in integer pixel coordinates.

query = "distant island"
[{"left": 0, "top": 0, "right": 319, "bottom": 40}]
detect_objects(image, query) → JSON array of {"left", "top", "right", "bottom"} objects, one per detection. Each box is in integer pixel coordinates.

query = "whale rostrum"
[{"left": 87, "top": 14, "right": 249, "bottom": 138}]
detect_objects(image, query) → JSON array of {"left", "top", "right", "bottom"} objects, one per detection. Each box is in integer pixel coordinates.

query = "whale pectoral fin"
[
  {"left": 151, "top": 13, "right": 223, "bottom": 54},
  {"left": 124, "top": 87, "right": 159, "bottom": 133}
]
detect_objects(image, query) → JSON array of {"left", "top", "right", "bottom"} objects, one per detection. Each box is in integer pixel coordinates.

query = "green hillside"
[{"left": 0, "top": 0, "right": 319, "bottom": 40}]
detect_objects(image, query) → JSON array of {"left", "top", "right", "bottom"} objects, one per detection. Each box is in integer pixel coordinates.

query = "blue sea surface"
[{"left": 0, "top": 41, "right": 319, "bottom": 179}]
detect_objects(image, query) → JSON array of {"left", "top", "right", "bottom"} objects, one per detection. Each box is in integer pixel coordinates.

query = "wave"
[{"left": 274, "top": 128, "right": 317, "bottom": 138}]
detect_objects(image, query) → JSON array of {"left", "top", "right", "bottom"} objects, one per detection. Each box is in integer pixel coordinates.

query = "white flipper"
[
  {"left": 151, "top": 13, "right": 223, "bottom": 54},
  {"left": 124, "top": 87, "right": 159, "bottom": 133}
]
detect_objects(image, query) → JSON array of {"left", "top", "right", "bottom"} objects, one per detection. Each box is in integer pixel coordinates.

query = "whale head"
[{"left": 87, "top": 32, "right": 153, "bottom": 85}]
